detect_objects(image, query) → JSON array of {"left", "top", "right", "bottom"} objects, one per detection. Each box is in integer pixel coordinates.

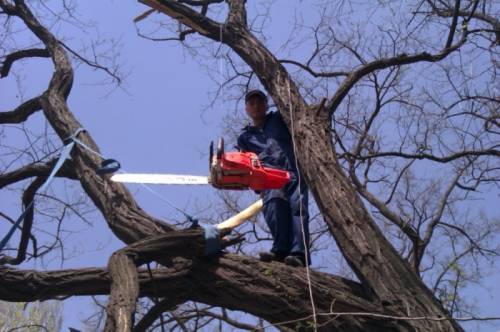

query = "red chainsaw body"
[{"left": 210, "top": 151, "right": 290, "bottom": 190}]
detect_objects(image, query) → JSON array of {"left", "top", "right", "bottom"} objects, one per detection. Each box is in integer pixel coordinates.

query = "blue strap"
[
  {"left": 0, "top": 141, "right": 76, "bottom": 252},
  {"left": 201, "top": 224, "right": 220, "bottom": 256},
  {"left": 0, "top": 201, "right": 35, "bottom": 253},
  {"left": 39, "top": 142, "right": 75, "bottom": 192}
]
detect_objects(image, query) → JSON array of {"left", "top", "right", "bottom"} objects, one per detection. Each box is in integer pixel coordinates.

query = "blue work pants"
[{"left": 262, "top": 179, "right": 310, "bottom": 261}]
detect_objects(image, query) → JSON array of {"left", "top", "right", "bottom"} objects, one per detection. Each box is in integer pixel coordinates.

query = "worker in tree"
[{"left": 237, "top": 89, "right": 310, "bottom": 267}]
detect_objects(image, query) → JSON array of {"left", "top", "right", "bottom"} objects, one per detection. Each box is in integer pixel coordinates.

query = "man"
[{"left": 237, "top": 89, "right": 310, "bottom": 267}]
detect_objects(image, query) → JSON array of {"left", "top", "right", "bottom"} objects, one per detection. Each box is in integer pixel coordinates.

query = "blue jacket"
[{"left": 237, "top": 111, "right": 303, "bottom": 203}]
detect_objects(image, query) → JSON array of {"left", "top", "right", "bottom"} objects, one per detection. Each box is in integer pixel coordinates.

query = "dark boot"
[
  {"left": 259, "top": 251, "right": 286, "bottom": 262},
  {"left": 284, "top": 254, "right": 305, "bottom": 267}
]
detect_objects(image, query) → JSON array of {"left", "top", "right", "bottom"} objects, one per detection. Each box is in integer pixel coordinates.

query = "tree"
[{"left": 0, "top": 0, "right": 498, "bottom": 331}]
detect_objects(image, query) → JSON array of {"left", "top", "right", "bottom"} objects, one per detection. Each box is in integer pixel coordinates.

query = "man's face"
[{"left": 245, "top": 96, "right": 267, "bottom": 121}]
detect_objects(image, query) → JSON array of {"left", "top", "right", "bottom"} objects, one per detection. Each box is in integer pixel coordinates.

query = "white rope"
[
  {"left": 219, "top": 24, "right": 223, "bottom": 84},
  {"left": 215, "top": 23, "right": 224, "bottom": 88},
  {"left": 287, "top": 80, "right": 318, "bottom": 330}
]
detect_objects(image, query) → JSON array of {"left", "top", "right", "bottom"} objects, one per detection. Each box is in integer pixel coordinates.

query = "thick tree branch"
[
  {"left": 0, "top": 158, "right": 77, "bottom": 189},
  {"left": 104, "top": 252, "right": 139, "bottom": 332},
  {"left": 0, "top": 48, "right": 49, "bottom": 78},
  {"left": 0, "top": 97, "right": 42, "bottom": 124},
  {"left": 0, "top": 0, "right": 15, "bottom": 14},
  {"left": 0, "top": 254, "right": 403, "bottom": 331}
]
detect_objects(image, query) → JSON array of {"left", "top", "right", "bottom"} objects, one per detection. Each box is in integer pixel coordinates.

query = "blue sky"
[{"left": 0, "top": 1, "right": 498, "bottom": 331}]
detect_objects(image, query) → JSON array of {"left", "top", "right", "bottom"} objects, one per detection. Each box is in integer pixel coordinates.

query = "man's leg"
[
  {"left": 288, "top": 183, "right": 310, "bottom": 266},
  {"left": 262, "top": 198, "right": 292, "bottom": 258}
]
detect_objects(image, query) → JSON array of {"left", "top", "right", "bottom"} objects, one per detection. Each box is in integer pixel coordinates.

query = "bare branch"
[
  {"left": 1, "top": 48, "right": 49, "bottom": 78},
  {"left": 0, "top": 176, "right": 44, "bottom": 265},
  {"left": 425, "top": 0, "right": 499, "bottom": 44},
  {"left": 58, "top": 41, "right": 122, "bottom": 85},
  {"left": 0, "top": 158, "right": 77, "bottom": 189},
  {"left": 0, "top": 97, "right": 42, "bottom": 124},
  {"left": 348, "top": 164, "right": 421, "bottom": 243},
  {"left": 133, "top": 299, "right": 184, "bottom": 332},
  {"left": 139, "top": 0, "right": 223, "bottom": 40},
  {"left": 178, "top": 0, "right": 223, "bottom": 6},
  {"left": 445, "top": 0, "right": 461, "bottom": 49},
  {"left": 327, "top": 34, "right": 468, "bottom": 115},
  {"left": 422, "top": 166, "right": 468, "bottom": 247},
  {"left": 437, "top": 221, "right": 499, "bottom": 257},
  {"left": 351, "top": 149, "right": 500, "bottom": 163},
  {"left": 279, "top": 59, "right": 349, "bottom": 78}
]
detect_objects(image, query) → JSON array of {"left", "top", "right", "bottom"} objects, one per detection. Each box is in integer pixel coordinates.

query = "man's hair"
[{"left": 245, "top": 89, "right": 267, "bottom": 103}]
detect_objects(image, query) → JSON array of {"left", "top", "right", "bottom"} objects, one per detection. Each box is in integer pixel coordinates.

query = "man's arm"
[{"left": 236, "top": 134, "right": 248, "bottom": 152}]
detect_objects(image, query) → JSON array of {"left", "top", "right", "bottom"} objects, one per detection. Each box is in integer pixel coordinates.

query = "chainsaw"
[{"left": 111, "top": 138, "right": 290, "bottom": 191}]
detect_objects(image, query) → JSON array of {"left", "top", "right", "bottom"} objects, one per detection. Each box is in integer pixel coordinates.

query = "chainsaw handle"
[
  {"left": 209, "top": 141, "right": 214, "bottom": 169},
  {"left": 216, "top": 137, "right": 224, "bottom": 159}
]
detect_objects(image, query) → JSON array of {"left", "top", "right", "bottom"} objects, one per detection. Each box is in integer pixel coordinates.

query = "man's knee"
[{"left": 263, "top": 198, "right": 291, "bottom": 226}]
